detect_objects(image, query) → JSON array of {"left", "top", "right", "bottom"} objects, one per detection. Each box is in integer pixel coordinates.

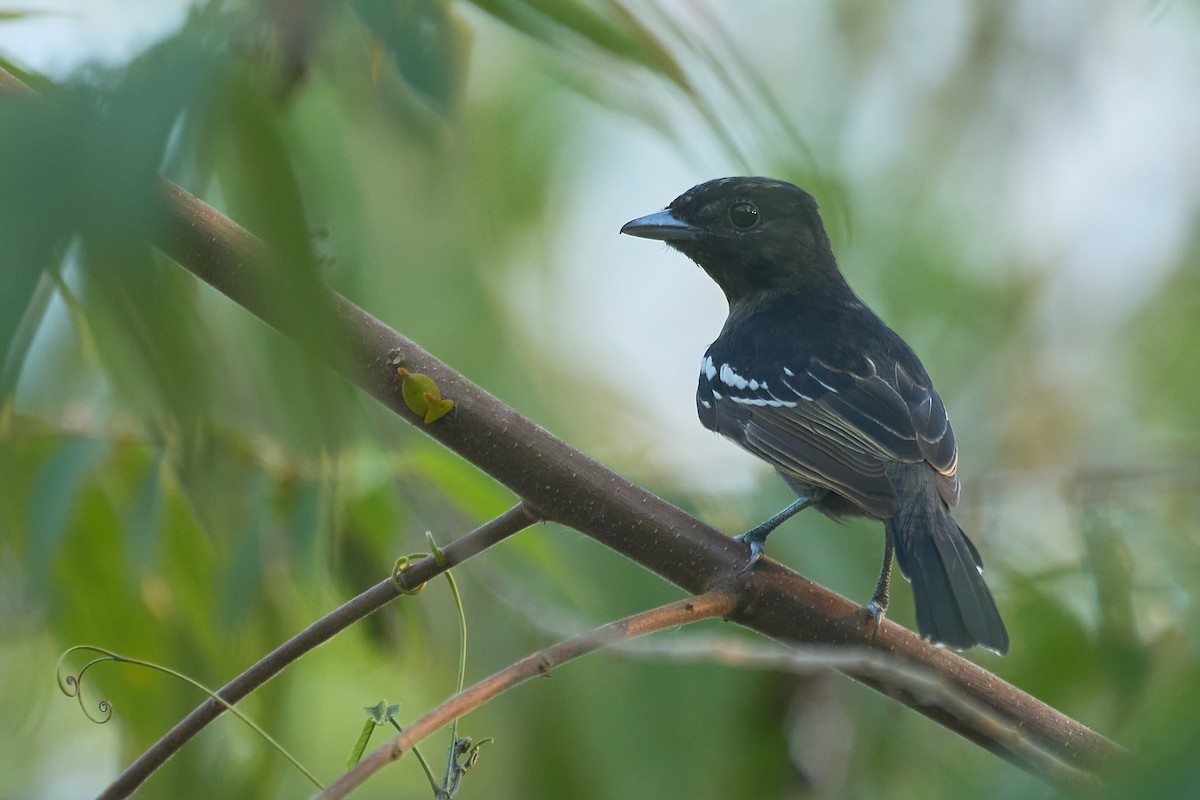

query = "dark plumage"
[{"left": 621, "top": 177, "right": 1008, "bottom": 653}]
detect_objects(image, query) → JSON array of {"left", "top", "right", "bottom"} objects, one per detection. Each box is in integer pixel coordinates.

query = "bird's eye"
[{"left": 729, "top": 202, "right": 760, "bottom": 230}]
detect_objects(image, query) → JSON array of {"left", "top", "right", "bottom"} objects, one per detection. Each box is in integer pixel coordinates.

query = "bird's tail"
[{"left": 888, "top": 499, "right": 1009, "bottom": 654}]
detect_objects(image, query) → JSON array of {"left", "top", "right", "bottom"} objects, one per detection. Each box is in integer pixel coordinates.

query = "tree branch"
[
  {"left": 97, "top": 505, "right": 538, "bottom": 800},
  {"left": 317, "top": 592, "right": 739, "bottom": 800},
  {"left": 152, "top": 181, "right": 1126, "bottom": 786},
  {"left": 0, "top": 66, "right": 1127, "bottom": 795}
]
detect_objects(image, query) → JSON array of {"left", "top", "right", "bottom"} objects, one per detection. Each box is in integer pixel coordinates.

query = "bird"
[{"left": 620, "top": 177, "right": 1008, "bottom": 653}]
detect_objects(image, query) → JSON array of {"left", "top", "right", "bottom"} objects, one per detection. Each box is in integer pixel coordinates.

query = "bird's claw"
[
  {"left": 864, "top": 599, "right": 887, "bottom": 642},
  {"left": 733, "top": 532, "right": 765, "bottom": 573},
  {"left": 865, "top": 600, "right": 885, "bottom": 622}
]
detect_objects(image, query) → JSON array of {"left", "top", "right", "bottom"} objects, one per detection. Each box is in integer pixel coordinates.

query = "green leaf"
[
  {"left": 220, "top": 470, "right": 268, "bottom": 633},
  {"left": 346, "top": 715, "right": 378, "bottom": 768},
  {"left": 355, "top": 0, "right": 471, "bottom": 117},
  {"left": 27, "top": 436, "right": 107, "bottom": 588},
  {"left": 124, "top": 452, "right": 166, "bottom": 573},
  {"left": 467, "top": 0, "right": 687, "bottom": 90}
]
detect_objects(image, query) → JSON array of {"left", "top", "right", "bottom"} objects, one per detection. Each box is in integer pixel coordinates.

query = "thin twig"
[
  {"left": 473, "top": 567, "right": 1104, "bottom": 791},
  {"left": 97, "top": 504, "right": 538, "bottom": 800},
  {"left": 313, "top": 592, "right": 739, "bottom": 800}
]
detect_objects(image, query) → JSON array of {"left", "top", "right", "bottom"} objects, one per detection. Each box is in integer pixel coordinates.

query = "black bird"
[{"left": 620, "top": 177, "right": 1008, "bottom": 653}]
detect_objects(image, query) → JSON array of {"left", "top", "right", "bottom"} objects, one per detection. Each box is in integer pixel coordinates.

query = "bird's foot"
[
  {"left": 864, "top": 599, "right": 887, "bottom": 642},
  {"left": 730, "top": 496, "right": 816, "bottom": 573},
  {"left": 733, "top": 531, "right": 766, "bottom": 573},
  {"left": 866, "top": 599, "right": 886, "bottom": 622}
]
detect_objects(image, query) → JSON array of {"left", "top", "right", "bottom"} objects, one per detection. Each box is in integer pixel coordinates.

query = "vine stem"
[
  {"left": 313, "top": 592, "right": 739, "bottom": 800},
  {"left": 97, "top": 505, "right": 538, "bottom": 800}
]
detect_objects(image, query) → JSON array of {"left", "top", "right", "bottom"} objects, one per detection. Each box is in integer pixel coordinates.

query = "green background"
[{"left": 3, "top": 2, "right": 1199, "bottom": 798}]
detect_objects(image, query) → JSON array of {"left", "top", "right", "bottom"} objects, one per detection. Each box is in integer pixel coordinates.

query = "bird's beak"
[{"left": 620, "top": 209, "right": 700, "bottom": 241}]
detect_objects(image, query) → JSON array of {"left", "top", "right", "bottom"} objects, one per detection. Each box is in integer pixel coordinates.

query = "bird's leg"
[
  {"left": 734, "top": 496, "right": 816, "bottom": 571},
  {"left": 866, "top": 525, "right": 895, "bottom": 623}
]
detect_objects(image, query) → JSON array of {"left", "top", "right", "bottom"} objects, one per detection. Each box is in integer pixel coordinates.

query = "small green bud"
[{"left": 397, "top": 367, "right": 454, "bottom": 424}]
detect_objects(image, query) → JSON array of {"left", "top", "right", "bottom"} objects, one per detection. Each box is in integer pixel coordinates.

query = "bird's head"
[{"left": 621, "top": 177, "right": 843, "bottom": 306}]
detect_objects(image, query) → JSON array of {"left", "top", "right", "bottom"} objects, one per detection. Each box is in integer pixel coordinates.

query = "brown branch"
[
  {"left": 152, "top": 182, "right": 1126, "bottom": 786},
  {"left": 0, "top": 67, "right": 1127, "bottom": 795},
  {"left": 467, "top": 570, "right": 1107, "bottom": 789},
  {"left": 609, "top": 634, "right": 1100, "bottom": 790},
  {"left": 97, "top": 505, "right": 538, "bottom": 800},
  {"left": 316, "top": 592, "right": 739, "bottom": 800}
]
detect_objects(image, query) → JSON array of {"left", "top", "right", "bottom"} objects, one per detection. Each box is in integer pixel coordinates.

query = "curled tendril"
[
  {"left": 442, "top": 735, "right": 494, "bottom": 797},
  {"left": 56, "top": 646, "right": 119, "bottom": 723},
  {"left": 392, "top": 555, "right": 430, "bottom": 595},
  {"left": 459, "top": 735, "right": 493, "bottom": 773},
  {"left": 425, "top": 531, "right": 448, "bottom": 567},
  {"left": 54, "top": 645, "right": 324, "bottom": 788},
  {"left": 380, "top": 540, "right": 489, "bottom": 798}
]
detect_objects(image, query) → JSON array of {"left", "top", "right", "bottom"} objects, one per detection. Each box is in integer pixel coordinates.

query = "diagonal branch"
[
  {"left": 0, "top": 65, "right": 1126, "bottom": 796},
  {"left": 157, "top": 182, "right": 1125, "bottom": 787},
  {"left": 154, "top": 182, "right": 1127, "bottom": 786},
  {"left": 318, "top": 592, "right": 740, "bottom": 800},
  {"left": 98, "top": 505, "right": 539, "bottom": 800}
]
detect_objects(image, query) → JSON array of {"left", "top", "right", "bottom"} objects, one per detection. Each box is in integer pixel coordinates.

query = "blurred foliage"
[{"left": 2, "top": 1, "right": 1200, "bottom": 799}]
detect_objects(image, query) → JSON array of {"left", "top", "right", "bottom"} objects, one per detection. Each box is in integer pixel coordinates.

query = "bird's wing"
[{"left": 697, "top": 354, "right": 959, "bottom": 518}]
